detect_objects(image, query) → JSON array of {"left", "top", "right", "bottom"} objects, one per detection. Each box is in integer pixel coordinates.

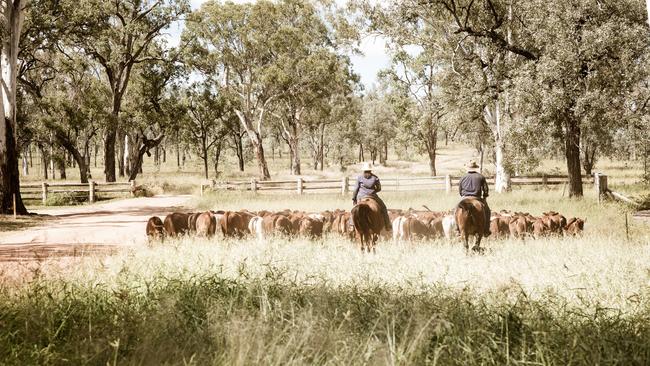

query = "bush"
[{"left": 44, "top": 192, "right": 86, "bottom": 206}]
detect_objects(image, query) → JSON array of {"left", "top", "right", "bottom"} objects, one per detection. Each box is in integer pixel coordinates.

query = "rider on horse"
[
  {"left": 352, "top": 163, "right": 392, "bottom": 232},
  {"left": 458, "top": 160, "right": 491, "bottom": 236}
]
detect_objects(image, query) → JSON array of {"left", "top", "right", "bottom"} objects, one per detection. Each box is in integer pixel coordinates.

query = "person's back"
[{"left": 458, "top": 161, "right": 491, "bottom": 236}]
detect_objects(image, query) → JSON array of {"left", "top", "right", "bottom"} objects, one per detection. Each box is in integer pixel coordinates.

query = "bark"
[
  {"left": 424, "top": 129, "right": 438, "bottom": 176},
  {"left": 582, "top": 143, "right": 596, "bottom": 176},
  {"left": 288, "top": 137, "right": 300, "bottom": 175},
  {"left": 117, "top": 129, "right": 125, "bottom": 177},
  {"left": 213, "top": 140, "right": 222, "bottom": 177},
  {"left": 201, "top": 136, "right": 209, "bottom": 179},
  {"left": 127, "top": 133, "right": 164, "bottom": 182},
  {"left": 235, "top": 109, "right": 271, "bottom": 179},
  {"left": 484, "top": 103, "right": 511, "bottom": 192},
  {"left": 54, "top": 131, "right": 90, "bottom": 183},
  {"left": 104, "top": 119, "right": 117, "bottom": 182},
  {"left": 162, "top": 146, "right": 166, "bottom": 163},
  {"left": 124, "top": 133, "right": 131, "bottom": 177},
  {"left": 0, "top": 0, "right": 27, "bottom": 214},
  {"left": 233, "top": 132, "right": 244, "bottom": 171},
  {"left": 176, "top": 138, "right": 180, "bottom": 168},
  {"left": 22, "top": 145, "right": 28, "bottom": 176},
  {"left": 56, "top": 154, "right": 66, "bottom": 180},
  {"left": 39, "top": 144, "right": 48, "bottom": 179},
  {"left": 565, "top": 118, "right": 583, "bottom": 197}
]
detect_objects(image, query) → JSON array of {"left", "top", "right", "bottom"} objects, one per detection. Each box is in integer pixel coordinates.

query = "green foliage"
[{"left": 2, "top": 267, "right": 649, "bottom": 365}]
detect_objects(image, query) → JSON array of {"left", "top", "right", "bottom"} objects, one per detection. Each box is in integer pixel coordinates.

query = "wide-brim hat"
[
  {"left": 361, "top": 162, "right": 373, "bottom": 172},
  {"left": 466, "top": 160, "right": 479, "bottom": 172}
]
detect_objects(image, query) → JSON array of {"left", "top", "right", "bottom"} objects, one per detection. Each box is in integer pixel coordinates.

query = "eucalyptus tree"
[
  {"left": 0, "top": 0, "right": 28, "bottom": 214},
  {"left": 184, "top": 0, "right": 352, "bottom": 179},
  {"left": 181, "top": 84, "right": 230, "bottom": 179},
  {"left": 60, "top": 0, "right": 189, "bottom": 182}
]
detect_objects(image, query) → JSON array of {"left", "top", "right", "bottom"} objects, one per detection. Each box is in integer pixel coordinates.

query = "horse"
[
  {"left": 351, "top": 197, "right": 384, "bottom": 253},
  {"left": 454, "top": 197, "right": 489, "bottom": 254}
]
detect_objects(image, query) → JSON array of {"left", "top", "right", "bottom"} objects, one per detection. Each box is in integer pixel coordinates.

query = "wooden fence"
[
  {"left": 200, "top": 174, "right": 596, "bottom": 196},
  {"left": 20, "top": 181, "right": 135, "bottom": 204}
]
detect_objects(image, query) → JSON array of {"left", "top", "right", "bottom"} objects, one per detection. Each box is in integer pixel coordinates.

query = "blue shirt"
[{"left": 353, "top": 174, "right": 381, "bottom": 201}]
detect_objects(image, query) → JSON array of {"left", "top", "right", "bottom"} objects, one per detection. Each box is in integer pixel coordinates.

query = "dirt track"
[{"left": 0, "top": 195, "right": 192, "bottom": 261}]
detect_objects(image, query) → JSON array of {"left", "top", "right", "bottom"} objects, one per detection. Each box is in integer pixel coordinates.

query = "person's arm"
[
  {"left": 482, "top": 176, "right": 489, "bottom": 198},
  {"left": 374, "top": 176, "right": 382, "bottom": 193},
  {"left": 352, "top": 177, "right": 360, "bottom": 204},
  {"left": 458, "top": 176, "right": 463, "bottom": 196}
]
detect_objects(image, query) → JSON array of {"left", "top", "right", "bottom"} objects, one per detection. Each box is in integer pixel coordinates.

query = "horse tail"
[{"left": 351, "top": 204, "right": 369, "bottom": 239}]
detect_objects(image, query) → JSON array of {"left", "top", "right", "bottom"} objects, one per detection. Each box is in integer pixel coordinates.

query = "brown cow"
[
  {"left": 196, "top": 211, "right": 217, "bottom": 237},
  {"left": 288, "top": 213, "right": 304, "bottom": 235},
  {"left": 508, "top": 214, "right": 529, "bottom": 239},
  {"left": 187, "top": 212, "right": 201, "bottom": 232},
  {"left": 299, "top": 217, "right": 324, "bottom": 239},
  {"left": 163, "top": 212, "right": 191, "bottom": 237},
  {"left": 565, "top": 217, "right": 585, "bottom": 236},
  {"left": 532, "top": 218, "right": 549, "bottom": 238},
  {"left": 146, "top": 216, "right": 165, "bottom": 241},
  {"left": 489, "top": 216, "right": 510, "bottom": 239},
  {"left": 543, "top": 211, "right": 567, "bottom": 235},
  {"left": 428, "top": 217, "right": 444, "bottom": 238},
  {"left": 220, "top": 211, "right": 247, "bottom": 238},
  {"left": 262, "top": 214, "right": 292, "bottom": 236}
]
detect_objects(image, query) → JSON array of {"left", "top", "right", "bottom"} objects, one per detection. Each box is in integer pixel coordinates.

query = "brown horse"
[
  {"left": 351, "top": 198, "right": 384, "bottom": 253},
  {"left": 455, "top": 197, "right": 488, "bottom": 254}
]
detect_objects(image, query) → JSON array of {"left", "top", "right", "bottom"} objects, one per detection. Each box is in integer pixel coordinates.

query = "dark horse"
[
  {"left": 455, "top": 197, "right": 488, "bottom": 254},
  {"left": 351, "top": 198, "right": 384, "bottom": 253}
]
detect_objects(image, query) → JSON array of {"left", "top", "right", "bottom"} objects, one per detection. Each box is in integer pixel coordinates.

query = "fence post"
[
  {"left": 251, "top": 178, "right": 257, "bottom": 193},
  {"left": 89, "top": 181, "right": 96, "bottom": 203},
  {"left": 542, "top": 174, "right": 548, "bottom": 189},
  {"left": 341, "top": 177, "right": 349, "bottom": 196},
  {"left": 41, "top": 182, "right": 48, "bottom": 204},
  {"left": 595, "top": 173, "right": 608, "bottom": 204},
  {"left": 445, "top": 175, "right": 452, "bottom": 194},
  {"left": 297, "top": 178, "right": 304, "bottom": 195}
]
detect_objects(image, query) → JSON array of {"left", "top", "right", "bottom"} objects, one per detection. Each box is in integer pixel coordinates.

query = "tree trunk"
[
  {"left": 493, "top": 138, "right": 510, "bottom": 192},
  {"left": 39, "top": 144, "right": 48, "bottom": 180},
  {"left": 0, "top": 0, "right": 27, "bottom": 214},
  {"left": 117, "top": 129, "right": 125, "bottom": 178},
  {"left": 582, "top": 143, "right": 596, "bottom": 176},
  {"left": 201, "top": 137, "right": 209, "bottom": 180},
  {"left": 358, "top": 144, "right": 364, "bottom": 162},
  {"left": 22, "top": 145, "right": 28, "bottom": 176},
  {"left": 124, "top": 133, "right": 131, "bottom": 177},
  {"left": 565, "top": 118, "right": 583, "bottom": 197},
  {"left": 57, "top": 154, "right": 66, "bottom": 180},
  {"left": 425, "top": 129, "right": 437, "bottom": 176},
  {"left": 104, "top": 121, "right": 117, "bottom": 182},
  {"left": 235, "top": 110, "right": 271, "bottom": 179},
  {"left": 94, "top": 144, "right": 98, "bottom": 168},
  {"left": 176, "top": 134, "right": 180, "bottom": 168},
  {"left": 288, "top": 137, "right": 301, "bottom": 175},
  {"left": 162, "top": 146, "right": 166, "bottom": 163},
  {"left": 234, "top": 132, "right": 245, "bottom": 172},
  {"left": 127, "top": 133, "right": 164, "bottom": 182},
  {"left": 319, "top": 125, "right": 325, "bottom": 171},
  {"left": 213, "top": 140, "right": 222, "bottom": 177}
]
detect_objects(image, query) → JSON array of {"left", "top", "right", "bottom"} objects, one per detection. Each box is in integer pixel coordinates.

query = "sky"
[{"left": 165, "top": 0, "right": 390, "bottom": 89}]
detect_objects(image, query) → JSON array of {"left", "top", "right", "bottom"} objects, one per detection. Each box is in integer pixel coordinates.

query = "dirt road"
[{"left": 0, "top": 195, "right": 192, "bottom": 261}]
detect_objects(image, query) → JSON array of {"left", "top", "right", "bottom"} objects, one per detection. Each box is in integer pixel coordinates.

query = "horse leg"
[
  {"left": 473, "top": 235, "right": 484, "bottom": 254},
  {"left": 464, "top": 233, "right": 470, "bottom": 255}
]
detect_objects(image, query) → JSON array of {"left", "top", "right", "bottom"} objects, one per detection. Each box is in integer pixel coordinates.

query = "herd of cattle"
[{"left": 145, "top": 208, "right": 585, "bottom": 243}]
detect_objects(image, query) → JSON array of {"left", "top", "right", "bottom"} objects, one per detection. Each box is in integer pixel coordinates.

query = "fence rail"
[
  {"left": 20, "top": 181, "right": 136, "bottom": 204},
  {"left": 200, "top": 174, "right": 597, "bottom": 196}
]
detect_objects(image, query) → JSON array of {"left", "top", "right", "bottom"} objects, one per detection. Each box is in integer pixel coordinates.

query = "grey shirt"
[
  {"left": 352, "top": 174, "right": 381, "bottom": 201},
  {"left": 459, "top": 172, "right": 489, "bottom": 198}
]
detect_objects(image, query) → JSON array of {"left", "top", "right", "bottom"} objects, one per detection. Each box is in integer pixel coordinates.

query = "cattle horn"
[{"left": 422, "top": 205, "right": 432, "bottom": 212}]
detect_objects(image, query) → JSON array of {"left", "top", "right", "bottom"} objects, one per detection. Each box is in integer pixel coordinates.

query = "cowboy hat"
[
  {"left": 361, "top": 162, "right": 373, "bottom": 172},
  {"left": 466, "top": 160, "right": 479, "bottom": 172}
]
